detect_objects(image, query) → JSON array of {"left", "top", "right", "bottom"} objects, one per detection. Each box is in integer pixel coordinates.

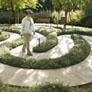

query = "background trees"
[
  {"left": 51, "top": 0, "right": 83, "bottom": 28},
  {"left": 0, "top": 0, "right": 38, "bottom": 23},
  {"left": 0, "top": 0, "right": 92, "bottom": 28}
]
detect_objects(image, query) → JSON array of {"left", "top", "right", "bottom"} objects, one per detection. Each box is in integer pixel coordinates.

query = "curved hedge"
[
  {"left": 33, "top": 32, "right": 58, "bottom": 52},
  {"left": 0, "top": 32, "right": 10, "bottom": 41},
  {"left": 0, "top": 82, "right": 70, "bottom": 92},
  {"left": 0, "top": 33, "right": 90, "bottom": 69},
  {"left": 56, "top": 27, "right": 92, "bottom": 36}
]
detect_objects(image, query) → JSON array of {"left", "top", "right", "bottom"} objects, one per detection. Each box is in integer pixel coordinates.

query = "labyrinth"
[{"left": 0, "top": 24, "right": 92, "bottom": 87}]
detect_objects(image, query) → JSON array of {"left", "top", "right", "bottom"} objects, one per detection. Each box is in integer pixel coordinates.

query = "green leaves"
[{"left": 0, "top": 0, "right": 38, "bottom": 11}]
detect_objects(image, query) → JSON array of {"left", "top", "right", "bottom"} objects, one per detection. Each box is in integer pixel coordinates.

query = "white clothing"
[{"left": 21, "top": 16, "right": 35, "bottom": 35}]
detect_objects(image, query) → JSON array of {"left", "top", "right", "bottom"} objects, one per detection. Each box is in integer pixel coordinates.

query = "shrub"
[
  {"left": 51, "top": 11, "right": 60, "bottom": 24},
  {"left": 0, "top": 83, "right": 70, "bottom": 92},
  {"left": 0, "top": 32, "right": 10, "bottom": 41},
  {"left": 36, "top": 27, "right": 55, "bottom": 36},
  {"left": 79, "top": 15, "right": 92, "bottom": 28},
  {"left": 33, "top": 32, "right": 58, "bottom": 52}
]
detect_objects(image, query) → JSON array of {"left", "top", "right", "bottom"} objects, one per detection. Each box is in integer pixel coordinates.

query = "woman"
[{"left": 21, "top": 9, "right": 35, "bottom": 56}]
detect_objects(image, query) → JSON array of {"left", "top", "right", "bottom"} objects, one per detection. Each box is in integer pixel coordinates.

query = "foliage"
[
  {"left": 81, "top": 0, "right": 92, "bottom": 16},
  {"left": 38, "top": 0, "right": 53, "bottom": 11},
  {"left": 79, "top": 15, "right": 92, "bottom": 28},
  {"left": 0, "top": 32, "right": 10, "bottom": 41},
  {"left": 0, "top": 83, "right": 70, "bottom": 92},
  {"left": 0, "top": 0, "right": 38, "bottom": 23},
  {"left": 51, "top": 0, "right": 83, "bottom": 28},
  {"left": 51, "top": 11, "right": 60, "bottom": 24},
  {"left": 33, "top": 32, "right": 58, "bottom": 53},
  {"left": 36, "top": 27, "right": 55, "bottom": 36},
  {"left": 0, "top": 0, "right": 38, "bottom": 11},
  {"left": 0, "top": 82, "right": 92, "bottom": 92}
]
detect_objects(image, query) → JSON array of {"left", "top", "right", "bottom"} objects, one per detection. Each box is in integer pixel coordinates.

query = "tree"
[
  {"left": 38, "top": 0, "right": 53, "bottom": 11},
  {"left": 52, "top": 0, "right": 82, "bottom": 28},
  {"left": 81, "top": 0, "right": 92, "bottom": 16},
  {"left": 0, "top": 0, "right": 38, "bottom": 23}
]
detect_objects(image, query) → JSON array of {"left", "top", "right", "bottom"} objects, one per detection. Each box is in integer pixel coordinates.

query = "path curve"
[{"left": 0, "top": 35, "right": 92, "bottom": 87}]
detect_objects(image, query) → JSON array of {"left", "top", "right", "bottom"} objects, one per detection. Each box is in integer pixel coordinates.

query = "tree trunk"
[
  {"left": 17, "top": 9, "right": 20, "bottom": 24},
  {"left": 64, "top": 11, "right": 68, "bottom": 29},
  {"left": 8, "top": 10, "right": 11, "bottom": 24},
  {"left": 14, "top": 10, "right": 17, "bottom": 23}
]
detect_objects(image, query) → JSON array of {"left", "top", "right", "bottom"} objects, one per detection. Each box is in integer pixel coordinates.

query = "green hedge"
[
  {"left": 0, "top": 32, "right": 10, "bottom": 41},
  {"left": 0, "top": 38, "right": 23, "bottom": 50},
  {"left": 0, "top": 81, "right": 70, "bottom": 92},
  {"left": 1, "top": 28, "right": 20, "bottom": 34},
  {"left": 56, "top": 28, "right": 92, "bottom": 36},
  {"left": 33, "top": 32, "right": 58, "bottom": 52},
  {"left": 79, "top": 15, "right": 92, "bottom": 28}
]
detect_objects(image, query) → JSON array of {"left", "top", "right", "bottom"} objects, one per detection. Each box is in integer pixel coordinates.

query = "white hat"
[{"left": 26, "top": 9, "right": 33, "bottom": 14}]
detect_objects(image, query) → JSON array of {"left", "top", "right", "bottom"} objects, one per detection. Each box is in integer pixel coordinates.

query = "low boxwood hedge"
[
  {"left": 33, "top": 32, "right": 58, "bottom": 52},
  {"left": 35, "top": 27, "right": 56, "bottom": 36},
  {"left": 0, "top": 81, "right": 70, "bottom": 92},
  {"left": 0, "top": 38, "right": 23, "bottom": 50},
  {"left": 0, "top": 32, "right": 10, "bottom": 41},
  {"left": 2, "top": 28, "right": 20, "bottom": 34},
  {"left": 56, "top": 27, "right": 92, "bottom": 36}
]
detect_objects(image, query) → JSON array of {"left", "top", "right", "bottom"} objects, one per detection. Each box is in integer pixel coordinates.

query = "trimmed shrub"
[
  {"left": 79, "top": 15, "right": 92, "bottom": 28},
  {"left": 0, "top": 32, "right": 10, "bottom": 41},
  {"left": 33, "top": 32, "right": 58, "bottom": 52},
  {"left": 0, "top": 83, "right": 70, "bottom": 92}
]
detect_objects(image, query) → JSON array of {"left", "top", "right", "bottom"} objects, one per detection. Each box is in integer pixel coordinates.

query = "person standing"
[{"left": 21, "top": 9, "right": 35, "bottom": 56}]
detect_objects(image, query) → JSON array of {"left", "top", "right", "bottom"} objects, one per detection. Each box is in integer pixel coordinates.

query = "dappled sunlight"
[
  {"left": 87, "top": 58, "right": 92, "bottom": 69},
  {"left": 49, "top": 35, "right": 74, "bottom": 58},
  {"left": 0, "top": 64, "right": 5, "bottom": 73},
  {"left": 62, "top": 68, "right": 71, "bottom": 75},
  {"left": 23, "top": 71, "right": 48, "bottom": 85}
]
